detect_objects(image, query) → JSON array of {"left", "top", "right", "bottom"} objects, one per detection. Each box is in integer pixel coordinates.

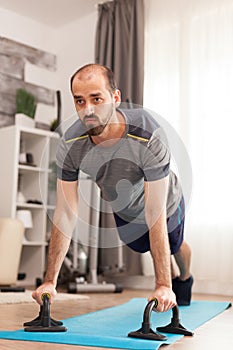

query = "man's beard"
[
  {"left": 83, "top": 113, "right": 111, "bottom": 136},
  {"left": 87, "top": 124, "right": 106, "bottom": 136}
]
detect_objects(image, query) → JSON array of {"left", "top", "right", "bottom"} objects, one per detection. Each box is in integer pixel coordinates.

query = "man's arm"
[
  {"left": 144, "top": 176, "right": 176, "bottom": 312},
  {"left": 32, "top": 179, "right": 78, "bottom": 304}
]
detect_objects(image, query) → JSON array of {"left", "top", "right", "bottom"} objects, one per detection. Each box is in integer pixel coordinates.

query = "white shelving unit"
[{"left": 0, "top": 125, "right": 59, "bottom": 286}]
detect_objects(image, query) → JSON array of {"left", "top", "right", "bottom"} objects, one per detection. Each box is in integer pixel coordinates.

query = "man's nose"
[{"left": 84, "top": 103, "right": 94, "bottom": 116}]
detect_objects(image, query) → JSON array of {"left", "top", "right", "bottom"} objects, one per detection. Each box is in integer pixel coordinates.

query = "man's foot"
[{"left": 172, "top": 275, "right": 194, "bottom": 306}]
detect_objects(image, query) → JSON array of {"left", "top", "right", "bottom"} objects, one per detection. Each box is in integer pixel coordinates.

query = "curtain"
[
  {"left": 95, "top": 0, "right": 144, "bottom": 105},
  {"left": 144, "top": 0, "right": 233, "bottom": 295}
]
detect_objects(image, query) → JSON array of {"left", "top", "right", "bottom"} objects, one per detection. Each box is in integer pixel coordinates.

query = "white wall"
[
  {"left": 54, "top": 11, "right": 97, "bottom": 122},
  {"left": 0, "top": 7, "right": 97, "bottom": 123},
  {"left": 0, "top": 8, "right": 57, "bottom": 53}
]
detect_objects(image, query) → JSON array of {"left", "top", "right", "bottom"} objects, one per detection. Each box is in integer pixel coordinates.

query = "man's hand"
[
  {"left": 32, "top": 282, "right": 57, "bottom": 305},
  {"left": 148, "top": 286, "right": 177, "bottom": 312}
]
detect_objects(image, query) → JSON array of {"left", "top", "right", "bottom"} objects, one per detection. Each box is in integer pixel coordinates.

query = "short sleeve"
[
  {"left": 56, "top": 137, "right": 79, "bottom": 181},
  {"left": 142, "top": 127, "right": 170, "bottom": 181}
]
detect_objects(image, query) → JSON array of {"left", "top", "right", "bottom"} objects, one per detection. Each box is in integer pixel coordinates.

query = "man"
[{"left": 33, "top": 63, "right": 193, "bottom": 312}]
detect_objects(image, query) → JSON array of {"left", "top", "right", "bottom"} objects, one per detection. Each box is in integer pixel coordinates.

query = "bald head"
[{"left": 70, "top": 64, "right": 117, "bottom": 94}]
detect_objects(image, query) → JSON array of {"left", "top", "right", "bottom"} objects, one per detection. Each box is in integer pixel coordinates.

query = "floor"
[{"left": 0, "top": 289, "right": 233, "bottom": 350}]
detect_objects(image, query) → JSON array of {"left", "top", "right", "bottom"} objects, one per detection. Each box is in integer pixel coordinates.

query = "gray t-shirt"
[{"left": 56, "top": 108, "right": 182, "bottom": 224}]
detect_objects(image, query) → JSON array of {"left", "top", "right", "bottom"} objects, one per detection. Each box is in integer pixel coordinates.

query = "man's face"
[{"left": 72, "top": 72, "right": 120, "bottom": 136}]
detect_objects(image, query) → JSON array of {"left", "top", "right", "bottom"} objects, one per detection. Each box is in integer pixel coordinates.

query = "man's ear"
[{"left": 114, "top": 89, "right": 121, "bottom": 107}]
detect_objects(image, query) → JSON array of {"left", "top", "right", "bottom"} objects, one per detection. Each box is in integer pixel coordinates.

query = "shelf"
[
  {"left": 16, "top": 125, "right": 60, "bottom": 138},
  {"left": 22, "top": 240, "right": 48, "bottom": 247},
  {"left": 16, "top": 202, "right": 44, "bottom": 209},
  {"left": 18, "top": 164, "right": 50, "bottom": 173},
  {"left": 17, "top": 203, "right": 56, "bottom": 210},
  {"left": 47, "top": 204, "right": 56, "bottom": 210},
  {"left": 0, "top": 125, "right": 59, "bottom": 288}
]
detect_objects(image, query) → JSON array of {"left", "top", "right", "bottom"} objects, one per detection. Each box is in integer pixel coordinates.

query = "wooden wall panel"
[
  {"left": 0, "top": 37, "right": 56, "bottom": 71},
  {"left": 0, "top": 37, "right": 56, "bottom": 127},
  {"left": 0, "top": 113, "right": 14, "bottom": 127},
  {"left": 0, "top": 73, "right": 55, "bottom": 106},
  {"left": 0, "top": 92, "right": 16, "bottom": 115},
  {"left": 0, "top": 54, "right": 24, "bottom": 79}
]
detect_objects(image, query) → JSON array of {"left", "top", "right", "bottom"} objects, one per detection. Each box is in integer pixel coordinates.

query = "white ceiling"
[{"left": 0, "top": 0, "right": 97, "bottom": 28}]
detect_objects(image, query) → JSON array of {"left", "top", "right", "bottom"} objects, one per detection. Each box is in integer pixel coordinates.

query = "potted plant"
[{"left": 15, "top": 88, "right": 37, "bottom": 128}]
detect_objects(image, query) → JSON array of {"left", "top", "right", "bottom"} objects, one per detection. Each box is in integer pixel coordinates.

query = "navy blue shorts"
[{"left": 113, "top": 196, "right": 185, "bottom": 255}]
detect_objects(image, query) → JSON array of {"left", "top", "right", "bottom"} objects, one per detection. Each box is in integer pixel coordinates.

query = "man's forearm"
[
  {"left": 144, "top": 178, "right": 176, "bottom": 311},
  {"left": 149, "top": 221, "right": 172, "bottom": 288},
  {"left": 44, "top": 179, "right": 79, "bottom": 286},
  {"left": 44, "top": 224, "right": 71, "bottom": 286},
  {"left": 144, "top": 177, "right": 171, "bottom": 288},
  {"left": 44, "top": 207, "right": 77, "bottom": 286}
]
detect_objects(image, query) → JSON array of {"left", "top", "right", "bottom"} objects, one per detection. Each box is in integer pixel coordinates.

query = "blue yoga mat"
[{"left": 0, "top": 298, "right": 231, "bottom": 350}]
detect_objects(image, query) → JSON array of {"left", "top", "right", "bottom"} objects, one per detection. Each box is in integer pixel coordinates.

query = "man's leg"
[
  {"left": 174, "top": 240, "right": 191, "bottom": 280},
  {"left": 172, "top": 240, "right": 193, "bottom": 305},
  {"left": 170, "top": 255, "right": 179, "bottom": 279}
]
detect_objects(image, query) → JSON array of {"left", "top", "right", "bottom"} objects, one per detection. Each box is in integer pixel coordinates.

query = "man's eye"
[
  {"left": 76, "top": 100, "right": 84, "bottom": 105},
  {"left": 94, "top": 97, "right": 102, "bottom": 103}
]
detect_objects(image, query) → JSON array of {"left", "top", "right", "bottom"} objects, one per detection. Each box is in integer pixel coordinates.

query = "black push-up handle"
[
  {"left": 157, "top": 303, "right": 193, "bottom": 336},
  {"left": 128, "top": 298, "right": 167, "bottom": 340},
  {"left": 128, "top": 298, "right": 193, "bottom": 341},
  {"left": 24, "top": 293, "right": 67, "bottom": 332}
]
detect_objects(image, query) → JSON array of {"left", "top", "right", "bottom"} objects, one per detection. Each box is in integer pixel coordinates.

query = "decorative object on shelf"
[
  {"left": 19, "top": 152, "right": 35, "bottom": 166},
  {"left": 19, "top": 138, "right": 36, "bottom": 166},
  {"left": 26, "top": 199, "right": 43, "bottom": 205},
  {"left": 35, "top": 121, "right": 51, "bottom": 131},
  {"left": 50, "top": 90, "right": 62, "bottom": 136},
  {"left": 19, "top": 153, "right": 27, "bottom": 164},
  {"left": 15, "top": 88, "right": 37, "bottom": 128},
  {"left": 15, "top": 114, "right": 35, "bottom": 128},
  {"left": 16, "top": 210, "right": 33, "bottom": 243},
  {"left": 17, "top": 191, "right": 26, "bottom": 204},
  {"left": 50, "top": 118, "right": 59, "bottom": 132},
  {"left": 17, "top": 174, "right": 26, "bottom": 204}
]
